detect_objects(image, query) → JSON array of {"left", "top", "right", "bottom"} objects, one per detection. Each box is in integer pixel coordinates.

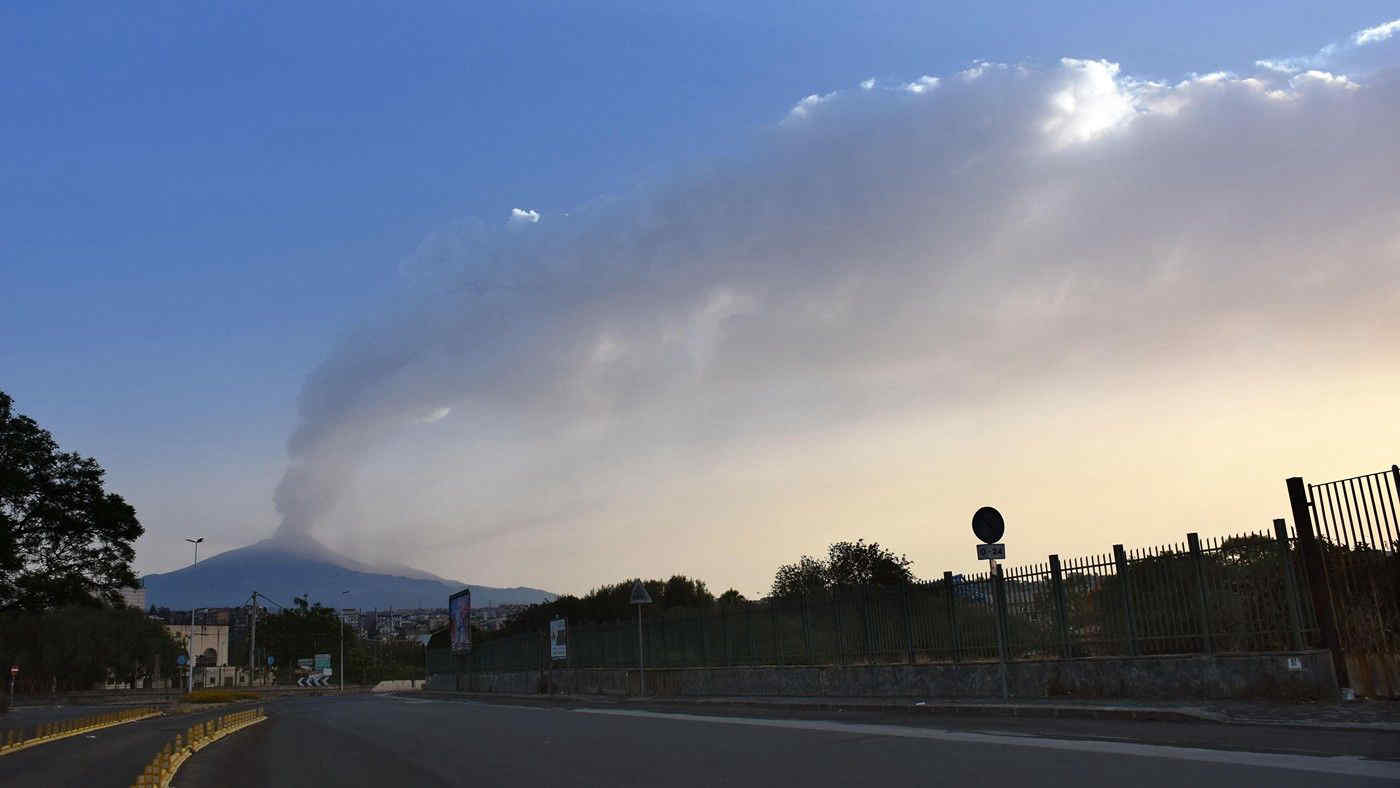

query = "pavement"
[
  {"left": 4, "top": 693, "right": 1398, "bottom": 786},
  {"left": 175, "top": 694, "right": 1400, "bottom": 787}
]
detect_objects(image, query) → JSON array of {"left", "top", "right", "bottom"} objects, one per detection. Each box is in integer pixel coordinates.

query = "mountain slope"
[{"left": 140, "top": 537, "right": 554, "bottom": 611}]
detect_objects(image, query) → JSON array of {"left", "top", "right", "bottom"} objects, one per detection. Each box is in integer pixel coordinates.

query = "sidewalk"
[{"left": 413, "top": 689, "right": 1400, "bottom": 732}]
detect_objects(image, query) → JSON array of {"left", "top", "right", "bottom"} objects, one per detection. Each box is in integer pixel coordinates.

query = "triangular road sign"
[{"left": 629, "top": 579, "right": 653, "bottom": 605}]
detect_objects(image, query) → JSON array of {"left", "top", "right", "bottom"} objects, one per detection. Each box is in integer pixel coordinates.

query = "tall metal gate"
[{"left": 1289, "top": 465, "right": 1400, "bottom": 697}]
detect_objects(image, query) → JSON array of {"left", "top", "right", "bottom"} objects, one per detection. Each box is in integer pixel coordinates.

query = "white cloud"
[
  {"left": 1042, "top": 58, "right": 1137, "bottom": 147},
  {"left": 415, "top": 407, "right": 452, "bottom": 424},
  {"left": 903, "top": 75, "right": 940, "bottom": 93},
  {"left": 508, "top": 208, "right": 541, "bottom": 226},
  {"left": 1354, "top": 18, "right": 1400, "bottom": 46},
  {"left": 787, "top": 92, "right": 837, "bottom": 119},
  {"left": 860, "top": 78, "right": 876, "bottom": 91}
]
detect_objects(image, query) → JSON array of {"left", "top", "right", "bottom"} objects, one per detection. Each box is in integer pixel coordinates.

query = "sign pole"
[
  {"left": 629, "top": 580, "right": 653, "bottom": 698},
  {"left": 990, "top": 557, "right": 1009, "bottom": 701}
]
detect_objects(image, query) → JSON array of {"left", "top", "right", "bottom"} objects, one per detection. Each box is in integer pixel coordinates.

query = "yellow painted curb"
[
  {"left": 130, "top": 706, "right": 267, "bottom": 788},
  {"left": 1, "top": 707, "right": 163, "bottom": 756}
]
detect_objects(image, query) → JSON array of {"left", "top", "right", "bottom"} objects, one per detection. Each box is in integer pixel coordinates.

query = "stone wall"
[{"left": 432, "top": 650, "right": 1338, "bottom": 701}]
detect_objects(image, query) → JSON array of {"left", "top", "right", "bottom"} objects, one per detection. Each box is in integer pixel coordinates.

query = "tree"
[
  {"left": 717, "top": 589, "right": 747, "bottom": 607},
  {"left": 0, "top": 391, "right": 143, "bottom": 611},
  {"left": 772, "top": 540, "right": 914, "bottom": 597}
]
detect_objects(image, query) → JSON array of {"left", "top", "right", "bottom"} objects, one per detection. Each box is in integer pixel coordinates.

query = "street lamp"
[{"left": 184, "top": 538, "right": 203, "bottom": 694}]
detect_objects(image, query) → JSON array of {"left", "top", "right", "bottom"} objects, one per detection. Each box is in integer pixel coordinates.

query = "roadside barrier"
[
  {"left": 131, "top": 706, "right": 265, "bottom": 788},
  {"left": 0, "top": 706, "right": 162, "bottom": 755}
]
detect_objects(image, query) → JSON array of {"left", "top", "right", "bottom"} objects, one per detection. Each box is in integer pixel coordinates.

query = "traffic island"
[
  {"left": 0, "top": 706, "right": 163, "bottom": 756},
  {"left": 130, "top": 706, "right": 266, "bottom": 788}
]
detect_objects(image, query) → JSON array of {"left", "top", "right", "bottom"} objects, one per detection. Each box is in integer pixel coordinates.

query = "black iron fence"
[
  {"left": 439, "top": 522, "right": 1322, "bottom": 674},
  {"left": 1295, "top": 465, "right": 1400, "bottom": 697}
]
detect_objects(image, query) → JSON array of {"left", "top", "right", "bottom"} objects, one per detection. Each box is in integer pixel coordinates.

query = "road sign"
[
  {"left": 298, "top": 674, "right": 332, "bottom": 688},
  {"left": 976, "top": 543, "right": 1006, "bottom": 561},
  {"left": 177, "top": 655, "right": 188, "bottom": 666},
  {"left": 550, "top": 618, "right": 567, "bottom": 661},
  {"left": 972, "top": 506, "right": 1005, "bottom": 544},
  {"left": 314, "top": 653, "right": 331, "bottom": 670},
  {"left": 629, "top": 580, "right": 653, "bottom": 605},
  {"left": 9, "top": 665, "right": 17, "bottom": 675},
  {"left": 297, "top": 658, "right": 314, "bottom": 671},
  {"left": 267, "top": 655, "right": 276, "bottom": 666}
]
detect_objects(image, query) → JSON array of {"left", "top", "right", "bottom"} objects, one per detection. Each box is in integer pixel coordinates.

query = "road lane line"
[{"left": 572, "top": 708, "right": 1400, "bottom": 780}]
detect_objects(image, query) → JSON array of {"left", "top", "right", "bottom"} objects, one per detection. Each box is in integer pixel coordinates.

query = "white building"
[
  {"left": 119, "top": 586, "right": 147, "bottom": 610},
  {"left": 164, "top": 623, "right": 230, "bottom": 667}
]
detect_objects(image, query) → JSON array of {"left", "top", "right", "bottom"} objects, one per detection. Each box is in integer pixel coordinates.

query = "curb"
[{"left": 409, "top": 690, "right": 1400, "bottom": 732}]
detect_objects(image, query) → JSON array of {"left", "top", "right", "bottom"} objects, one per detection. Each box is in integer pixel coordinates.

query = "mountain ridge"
[{"left": 140, "top": 536, "right": 555, "bottom": 611}]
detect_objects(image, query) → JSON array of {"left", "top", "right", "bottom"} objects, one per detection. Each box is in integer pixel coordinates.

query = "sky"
[{"left": 3, "top": 2, "right": 1398, "bottom": 597}]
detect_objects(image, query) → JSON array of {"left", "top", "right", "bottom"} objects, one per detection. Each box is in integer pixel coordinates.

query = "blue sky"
[{"left": 3, "top": 2, "right": 1398, "bottom": 589}]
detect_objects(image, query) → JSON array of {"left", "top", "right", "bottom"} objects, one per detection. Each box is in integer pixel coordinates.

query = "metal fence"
[
  {"left": 445, "top": 523, "right": 1321, "bottom": 674},
  {"left": 1300, "top": 465, "right": 1400, "bottom": 697}
]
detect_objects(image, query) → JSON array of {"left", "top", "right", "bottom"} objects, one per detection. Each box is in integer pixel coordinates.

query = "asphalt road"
[
  {"left": 0, "top": 703, "right": 248, "bottom": 788},
  {"left": 168, "top": 694, "right": 1400, "bottom": 788}
]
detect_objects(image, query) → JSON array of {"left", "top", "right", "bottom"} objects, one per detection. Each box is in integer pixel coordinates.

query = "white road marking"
[{"left": 572, "top": 708, "right": 1400, "bottom": 780}]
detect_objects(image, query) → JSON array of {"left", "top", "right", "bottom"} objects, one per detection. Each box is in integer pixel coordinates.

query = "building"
[
  {"left": 118, "top": 585, "right": 147, "bottom": 610},
  {"left": 164, "top": 623, "right": 230, "bottom": 667}
]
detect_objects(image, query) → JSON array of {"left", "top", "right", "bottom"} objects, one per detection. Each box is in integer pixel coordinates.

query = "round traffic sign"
[{"left": 972, "top": 506, "right": 1005, "bottom": 544}]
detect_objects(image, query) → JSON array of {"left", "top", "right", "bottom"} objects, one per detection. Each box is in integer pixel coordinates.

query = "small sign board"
[
  {"left": 314, "top": 653, "right": 332, "bottom": 670},
  {"left": 1286, "top": 657, "right": 1303, "bottom": 671},
  {"left": 629, "top": 580, "right": 653, "bottom": 605},
  {"left": 267, "top": 656, "right": 276, "bottom": 666},
  {"left": 9, "top": 665, "right": 17, "bottom": 675},
  {"left": 550, "top": 618, "right": 567, "bottom": 661},
  {"left": 297, "top": 658, "right": 314, "bottom": 671},
  {"left": 177, "top": 655, "right": 188, "bottom": 666},
  {"left": 976, "top": 543, "right": 1006, "bottom": 561},
  {"left": 322, "top": 667, "right": 333, "bottom": 676}
]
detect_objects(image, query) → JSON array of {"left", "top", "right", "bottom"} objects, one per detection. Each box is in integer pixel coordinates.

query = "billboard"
[
  {"left": 449, "top": 588, "right": 472, "bottom": 654},
  {"left": 550, "top": 618, "right": 567, "bottom": 661}
]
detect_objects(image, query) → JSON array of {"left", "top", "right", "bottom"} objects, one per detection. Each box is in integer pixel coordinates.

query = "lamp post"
[
  {"left": 340, "top": 590, "right": 350, "bottom": 693},
  {"left": 184, "top": 538, "right": 203, "bottom": 694}
]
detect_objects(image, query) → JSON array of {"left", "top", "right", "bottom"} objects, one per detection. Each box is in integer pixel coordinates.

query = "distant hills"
[{"left": 140, "top": 535, "right": 555, "bottom": 611}]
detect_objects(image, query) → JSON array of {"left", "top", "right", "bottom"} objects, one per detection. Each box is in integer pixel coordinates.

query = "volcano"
[{"left": 139, "top": 534, "right": 554, "bottom": 611}]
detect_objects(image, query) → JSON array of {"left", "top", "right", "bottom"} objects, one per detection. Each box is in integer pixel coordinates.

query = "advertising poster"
[
  {"left": 550, "top": 618, "right": 567, "bottom": 661},
  {"left": 449, "top": 588, "right": 472, "bottom": 654}
]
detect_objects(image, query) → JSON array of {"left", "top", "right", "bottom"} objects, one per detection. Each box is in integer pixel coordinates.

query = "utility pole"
[
  {"left": 340, "top": 590, "right": 350, "bottom": 693},
  {"left": 248, "top": 592, "right": 258, "bottom": 688},
  {"left": 184, "top": 537, "right": 203, "bottom": 693}
]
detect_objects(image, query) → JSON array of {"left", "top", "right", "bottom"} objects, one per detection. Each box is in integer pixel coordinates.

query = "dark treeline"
[
  {"left": 1, "top": 390, "right": 175, "bottom": 704},
  {"left": 250, "top": 600, "right": 427, "bottom": 684},
  {"left": 492, "top": 540, "right": 917, "bottom": 640}
]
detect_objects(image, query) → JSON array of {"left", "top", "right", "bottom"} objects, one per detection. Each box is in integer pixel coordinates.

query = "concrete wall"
[{"left": 432, "top": 650, "right": 1338, "bottom": 701}]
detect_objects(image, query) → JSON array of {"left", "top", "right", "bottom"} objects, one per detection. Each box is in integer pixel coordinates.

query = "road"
[
  {"left": 173, "top": 694, "right": 1396, "bottom": 787},
  {"left": 4, "top": 694, "right": 1397, "bottom": 786}
]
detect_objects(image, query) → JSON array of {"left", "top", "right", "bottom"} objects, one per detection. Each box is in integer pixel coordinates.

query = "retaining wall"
[{"left": 430, "top": 650, "right": 1338, "bottom": 701}]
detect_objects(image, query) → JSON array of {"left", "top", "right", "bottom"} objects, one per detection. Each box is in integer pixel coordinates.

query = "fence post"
[
  {"left": 901, "top": 584, "right": 916, "bottom": 665},
  {"left": 1048, "top": 555, "right": 1071, "bottom": 659},
  {"left": 801, "top": 590, "right": 814, "bottom": 664},
  {"left": 1287, "top": 476, "right": 1347, "bottom": 688},
  {"left": 943, "top": 571, "right": 960, "bottom": 663},
  {"left": 1112, "top": 545, "right": 1138, "bottom": 656},
  {"left": 832, "top": 586, "right": 844, "bottom": 666},
  {"left": 860, "top": 587, "right": 874, "bottom": 661},
  {"left": 1273, "top": 518, "right": 1305, "bottom": 651},
  {"left": 698, "top": 609, "right": 708, "bottom": 667},
  {"left": 770, "top": 601, "right": 783, "bottom": 666},
  {"left": 720, "top": 606, "right": 730, "bottom": 667},
  {"left": 1187, "top": 533, "right": 1213, "bottom": 654}
]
